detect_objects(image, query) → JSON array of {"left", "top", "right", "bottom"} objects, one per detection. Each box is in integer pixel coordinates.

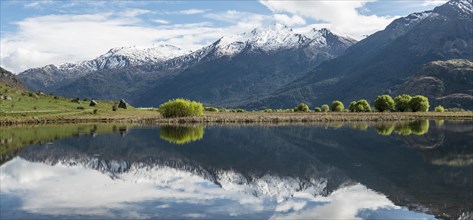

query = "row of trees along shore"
[
  {"left": 158, "top": 95, "right": 446, "bottom": 118},
  {"left": 296, "top": 94, "right": 442, "bottom": 113}
]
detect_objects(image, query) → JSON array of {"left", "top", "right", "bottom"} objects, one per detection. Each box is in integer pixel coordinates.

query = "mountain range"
[{"left": 14, "top": 0, "right": 473, "bottom": 109}]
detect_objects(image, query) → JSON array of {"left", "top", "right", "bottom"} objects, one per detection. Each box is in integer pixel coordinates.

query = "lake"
[{"left": 0, "top": 120, "right": 472, "bottom": 219}]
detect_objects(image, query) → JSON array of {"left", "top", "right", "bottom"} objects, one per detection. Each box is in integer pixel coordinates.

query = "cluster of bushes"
[
  {"left": 287, "top": 94, "right": 446, "bottom": 113},
  {"left": 374, "top": 94, "right": 430, "bottom": 112}
]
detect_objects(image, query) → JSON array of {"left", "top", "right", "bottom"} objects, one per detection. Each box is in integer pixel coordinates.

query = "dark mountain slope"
[
  {"left": 397, "top": 59, "right": 473, "bottom": 109},
  {"left": 246, "top": 0, "right": 473, "bottom": 109}
]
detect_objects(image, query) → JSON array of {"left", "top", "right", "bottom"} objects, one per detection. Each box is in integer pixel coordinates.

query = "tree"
[
  {"left": 314, "top": 107, "right": 322, "bottom": 112},
  {"left": 409, "top": 95, "right": 429, "bottom": 112},
  {"left": 331, "top": 100, "right": 344, "bottom": 112},
  {"left": 348, "top": 101, "right": 357, "bottom": 112},
  {"left": 374, "top": 95, "right": 395, "bottom": 112},
  {"left": 158, "top": 98, "right": 204, "bottom": 118},
  {"left": 434, "top": 105, "right": 445, "bottom": 112},
  {"left": 394, "top": 94, "right": 412, "bottom": 112},
  {"left": 294, "top": 103, "right": 310, "bottom": 112},
  {"left": 321, "top": 104, "right": 329, "bottom": 112},
  {"left": 355, "top": 99, "right": 371, "bottom": 112}
]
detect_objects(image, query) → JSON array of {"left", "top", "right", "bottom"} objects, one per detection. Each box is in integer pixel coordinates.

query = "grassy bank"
[
  {"left": 1, "top": 83, "right": 472, "bottom": 126},
  {"left": 1, "top": 111, "right": 472, "bottom": 126}
]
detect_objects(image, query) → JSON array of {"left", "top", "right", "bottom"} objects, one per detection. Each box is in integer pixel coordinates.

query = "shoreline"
[{"left": 1, "top": 112, "right": 472, "bottom": 126}]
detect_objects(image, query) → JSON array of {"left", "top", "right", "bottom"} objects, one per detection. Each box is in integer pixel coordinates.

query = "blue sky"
[{"left": 0, "top": 0, "right": 447, "bottom": 72}]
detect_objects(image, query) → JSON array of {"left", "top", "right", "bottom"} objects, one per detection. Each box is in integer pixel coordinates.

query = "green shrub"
[
  {"left": 374, "top": 95, "right": 395, "bottom": 112},
  {"left": 158, "top": 98, "right": 204, "bottom": 118},
  {"left": 294, "top": 103, "right": 310, "bottom": 112},
  {"left": 331, "top": 100, "right": 344, "bottom": 112},
  {"left": 434, "top": 105, "right": 445, "bottom": 112},
  {"left": 355, "top": 99, "right": 371, "bottom": 112},
  {"left": 204, "top": 107, "right": 219, "bottom": 112},
  {"left": 321, "top": 104, "right": 329, "bottom": 112},
  {"left": 409, "top": 95, "right": 429, "bottom": 112},
  {"left": 394, "top": 94, "right": 412, "bottom": 112},
  {"left": 348, "top": 101, "right": 357, "bottom": 112},
  {"left": 314, "top": 107, "right": 322, "bottom": 112},
  {"left": 231, "top": 109, "right": 246, "bottom": 113}
]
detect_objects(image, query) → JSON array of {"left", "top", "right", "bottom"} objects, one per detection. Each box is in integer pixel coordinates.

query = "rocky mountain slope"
[
  {"left": 397, "top": 59, "right": 473, "bottom": 109},
  {"left": 0, "top": 67, "right": 27, "bottom": 90},
  {"left": 246, "top": 0, "right": 473, "bottom": 109}
]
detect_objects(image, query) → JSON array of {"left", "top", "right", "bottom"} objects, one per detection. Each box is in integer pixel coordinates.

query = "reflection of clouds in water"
[
  {"left": 271, "top": 184, "right": 396, "bottom": 220},
  {"left": 0, "top": 158, "right": 266, "bottom": 218},
  {"left": 1, "top": 158, "right": 438, "bottom": 219}
]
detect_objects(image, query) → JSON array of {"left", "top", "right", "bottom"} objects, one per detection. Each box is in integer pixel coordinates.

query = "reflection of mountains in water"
[
  {"left": 17, "top": 126, "right": 351, "bottom": 201},
  {"left": 11, "top": 121, "right": 473, "bottom": 219}
]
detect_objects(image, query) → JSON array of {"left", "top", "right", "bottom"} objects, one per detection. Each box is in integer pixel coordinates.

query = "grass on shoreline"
[
  {"left": 1, "top": 111, "right": 472, "bottom": 126},
  {"left": 1, "top": 83, "right": 472, "bottom": 126}
]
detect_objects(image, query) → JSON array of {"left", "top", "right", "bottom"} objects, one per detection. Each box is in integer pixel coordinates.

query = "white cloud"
[
  {"left": 153, "top": 19, "right": 170, "bottom": 24},
  {"left": 259, "top": 0, "right": 395, "bottom": 40},
  {"left": 422, "top": 0, "right": 448, "bottom": 6},
  {"left": 273, "top": 14, "right": 306, "bottom": 26},
  {"left": 23, "top": 0, "right": 54, "bottom": 8},
  {"left": 121, "top": 9, "right": 153, "bottom": 17},
  {"left": 0, "top": 9, "right": 276, "bottom": 73},
  {"left": 177, "top": 9, "right": 206, "bottom": 15}
]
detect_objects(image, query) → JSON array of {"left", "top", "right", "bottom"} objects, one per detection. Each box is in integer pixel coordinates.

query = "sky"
[{"left": 0, "top": 0, "right": 448, "bottom": 73}]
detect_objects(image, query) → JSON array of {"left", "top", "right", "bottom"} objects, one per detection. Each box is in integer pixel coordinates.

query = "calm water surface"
[{"left": 0, "top": 120, "right": 472, "bottom": 219}]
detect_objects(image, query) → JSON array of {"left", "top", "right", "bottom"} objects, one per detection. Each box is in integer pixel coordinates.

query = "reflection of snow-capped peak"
[
  {"left": 216, "top": 170, "right": 328, "bottom": 202},
  {"left": 33, "top": 156, "right": 330, "bottom": 201}
]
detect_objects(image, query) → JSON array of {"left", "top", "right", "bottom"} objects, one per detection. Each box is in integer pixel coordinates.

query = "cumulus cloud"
[
  {"left": 0, "top": 9, "right": 281, "bottom": 73},
  {"left": 259, "top": 0, "right": 395, "bottom": 39},
  {"left": 273, "top": 14, "right": 306, "bottom": 26},
  {"left": 0, "top": 12, "right": 224, "bottom": 73}
]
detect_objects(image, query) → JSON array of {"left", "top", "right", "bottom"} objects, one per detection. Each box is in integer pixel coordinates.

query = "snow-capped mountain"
[
  {"left": 18, "top": 25, "right": 356, "bottom": 105},
  {"left": 132, "top": 26, "right": 357, "bottom": 106},
  {"left": 188, "top": 25, "right": 355, "bottom": 61},
  {"left": 18, "top": 44, "right": 186, "bottom": 91},
  {"left": 247, "top": 0, "right": 473, "bottom": 109}
]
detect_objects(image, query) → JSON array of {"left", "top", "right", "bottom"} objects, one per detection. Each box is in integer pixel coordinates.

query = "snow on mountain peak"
[
  {"left": 211, "top": 25, "right": 352, "bottom": 57},
  {"left": 55, "top": 43, "right": 187, "bottom": 71},
  {"left": 213, "top": 24, "right": 302, "bottom": 56}
]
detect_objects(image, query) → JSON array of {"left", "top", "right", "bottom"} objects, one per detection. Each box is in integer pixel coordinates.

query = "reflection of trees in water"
[
  {"left": 374, "top": 120, "right": 430, "bottom": 136},
  {"left": 159, "top": 125, "right": 205, "bottom": 145},
  {"left": 0, "top": 124, "right": 122, "bottom": 165}
]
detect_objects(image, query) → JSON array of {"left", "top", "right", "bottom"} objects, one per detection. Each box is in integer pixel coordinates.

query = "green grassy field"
[
  {"left": 0, "top": 83, "right": 155, "bottom": 117},
  {"left": 1, "top": 83, "right": 472, "bottom": 125}
]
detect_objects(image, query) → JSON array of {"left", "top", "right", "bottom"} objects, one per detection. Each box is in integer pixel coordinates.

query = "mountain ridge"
[
  {"left": 244, "top": 0, "right": 473, "bottom": 109},
  {"left": 18, "top": 26, "right": 356, "bottom": 106}
]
